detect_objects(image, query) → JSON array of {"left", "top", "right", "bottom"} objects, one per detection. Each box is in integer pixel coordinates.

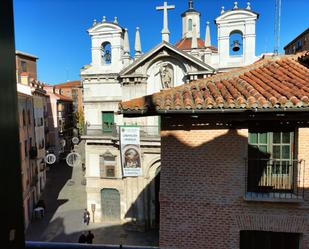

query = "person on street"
[
  {"left": 86, "top": 230, "right": 94, "bottom": 244},
  {"left": 78, "top": 233, "right": 86, "bottom": 243},
  {"left": 83, "top": 208, "right": 90, "bottom": 225}
]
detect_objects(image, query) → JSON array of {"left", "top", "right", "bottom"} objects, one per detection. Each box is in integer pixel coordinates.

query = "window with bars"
[
  {"left": 247, "top": 130, "right": 296, "bottom": 192},
  {"left": 100, "top": 152, "right": 116, "bottom": 178}
]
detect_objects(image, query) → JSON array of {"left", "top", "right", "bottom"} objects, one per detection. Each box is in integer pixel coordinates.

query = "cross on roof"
[{"left": 156, "top": 1, "right": 175, "bottom": 43}]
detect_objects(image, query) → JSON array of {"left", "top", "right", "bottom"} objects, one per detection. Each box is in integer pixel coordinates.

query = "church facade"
[{"left": 81, "top": 1, "right": 260, "bottom": 228}]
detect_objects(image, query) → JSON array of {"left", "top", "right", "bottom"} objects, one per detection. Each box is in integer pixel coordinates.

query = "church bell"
[{"left": 232, "top": 40, "right": 240, "bottom": 52}]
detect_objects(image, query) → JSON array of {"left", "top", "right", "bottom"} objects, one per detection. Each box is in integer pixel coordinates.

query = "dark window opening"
[
  {"left": 21, "top": 60, "right": 27, "bottom": 72},
  {"left": 240, "top": 230, "right": 300, "bottom": 249}
]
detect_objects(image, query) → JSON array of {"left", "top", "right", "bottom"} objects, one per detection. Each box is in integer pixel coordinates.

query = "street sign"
[
  {"left": 66, "top": 152, "right": 81, "bottom": 167},
  {"left": 44, "top": 154, "right": 56, "bottom": 165},
  {"left": 72, "top": 137, "right": 79, "bottom": 145}
]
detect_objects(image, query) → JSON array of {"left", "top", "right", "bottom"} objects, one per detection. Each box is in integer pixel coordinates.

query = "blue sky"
[{"left": 14, "top": 0, "right": 309, "bottom": 84}]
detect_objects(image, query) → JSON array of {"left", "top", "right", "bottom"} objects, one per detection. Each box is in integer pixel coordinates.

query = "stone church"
[{"left": 81, "top": 1, "right": 259, "bottom": 229}]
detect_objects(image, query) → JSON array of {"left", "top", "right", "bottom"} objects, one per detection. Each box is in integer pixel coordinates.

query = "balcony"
[
  {"left": 29, "top": 146, "right": 38, "bottom": 159},
  {"left": 245, "top": 158, "right": 305, "bottom": 202},
  {"left": 83, "top": 124, "right": 160, "bottom": 139}
]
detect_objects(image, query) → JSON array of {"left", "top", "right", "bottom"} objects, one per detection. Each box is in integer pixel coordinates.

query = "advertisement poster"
[{"left": 120, "top": 126, "right": 142, "bottom": 177}]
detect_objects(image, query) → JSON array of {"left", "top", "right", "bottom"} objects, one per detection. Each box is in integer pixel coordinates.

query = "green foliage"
[{"left": 75, "top": 110, "right": 85, "bottom": 134}]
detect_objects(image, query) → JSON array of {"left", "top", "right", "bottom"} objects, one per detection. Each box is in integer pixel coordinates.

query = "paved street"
[{"left": 26, "top": 146, "right": 158, "bottom": 246}]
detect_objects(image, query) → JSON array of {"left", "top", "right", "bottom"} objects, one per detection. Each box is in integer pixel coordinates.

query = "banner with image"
[{"left": 120, "top": 126, "right": 142, "bottom": 177}]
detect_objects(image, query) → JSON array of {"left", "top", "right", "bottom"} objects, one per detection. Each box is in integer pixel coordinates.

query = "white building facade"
[{"left": 81, "top": 1, "right": 259, "bottom": 229}]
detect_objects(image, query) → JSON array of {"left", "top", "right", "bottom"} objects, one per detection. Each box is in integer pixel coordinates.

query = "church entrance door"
[{"left": 101, "top": 188, "right": 120, "bottom": 222}]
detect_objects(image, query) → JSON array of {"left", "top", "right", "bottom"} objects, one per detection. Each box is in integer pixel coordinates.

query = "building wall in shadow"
[{"left": 158, "top": 117, "right": 309, "bottom": 249}]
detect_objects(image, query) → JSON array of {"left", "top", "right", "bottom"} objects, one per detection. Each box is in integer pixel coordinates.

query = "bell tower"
[
  {"left": 87, "top": 16, "right": 125, "bottom": 73},
  {"left": 181, "top": 0, "right": 201, "bottom": 39},
  {"left": 215, "top": 2, "right": 259, "bottom": 68}
]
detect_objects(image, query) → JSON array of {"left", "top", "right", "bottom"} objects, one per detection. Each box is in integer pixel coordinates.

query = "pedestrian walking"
[
  {"left": 86, "top": 230, "right": 94, "bottom": 244},
  {"left": 78, "top": 233, "right": 86, "bottom": 243},
  {"left": 83, "top": 208, "right": 90, "bottom": 225}
]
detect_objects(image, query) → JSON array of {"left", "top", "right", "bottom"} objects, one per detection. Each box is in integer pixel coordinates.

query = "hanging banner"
[{"left": 120, "top": 126, "right": 142, "bottom": 177}]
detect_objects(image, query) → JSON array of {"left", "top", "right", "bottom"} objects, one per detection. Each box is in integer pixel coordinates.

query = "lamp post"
[{"left": 91, "top": 203, "right": 96, "bottom": 223}]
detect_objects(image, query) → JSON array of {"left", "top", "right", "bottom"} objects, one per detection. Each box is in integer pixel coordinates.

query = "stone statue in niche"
[{"left": 159, "top": 64, "right": 173, "bottom": 88}]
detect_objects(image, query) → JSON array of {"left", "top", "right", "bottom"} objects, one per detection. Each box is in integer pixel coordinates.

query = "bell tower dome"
[{"left": 181, "top": 0, "right": 201, "bottom": 39}]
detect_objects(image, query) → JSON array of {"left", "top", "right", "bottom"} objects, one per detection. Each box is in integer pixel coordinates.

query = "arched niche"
[{"left": 146, "top": 57, "right": 187, "bottom": 95}]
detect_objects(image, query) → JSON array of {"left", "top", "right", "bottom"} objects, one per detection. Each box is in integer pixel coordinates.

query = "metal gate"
[{"left": 101, "top": 188, "right": 120, "bottom": 221}]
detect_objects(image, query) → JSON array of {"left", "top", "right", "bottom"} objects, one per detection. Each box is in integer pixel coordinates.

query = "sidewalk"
[{"left": 26, "top": 148, "right": 158, "bottom": 246}]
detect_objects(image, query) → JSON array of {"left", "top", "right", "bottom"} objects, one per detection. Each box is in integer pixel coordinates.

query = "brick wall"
[{"left": 159, "top": 118, "right": 309, "bottom": 249}]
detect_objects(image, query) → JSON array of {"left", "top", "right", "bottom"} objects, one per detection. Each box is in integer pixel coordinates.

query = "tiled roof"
[
  {"left": 54, "top": 80, "right": 81, "bottom": 88},
  {"left": 54, "top": 93, "right": 73, "bottom": 101},
  {"left": 175, "top": 38, "right": 218, "bottom": 51},
  {"left": 120, "top": 51, "right": 309, "bottom": 114}
]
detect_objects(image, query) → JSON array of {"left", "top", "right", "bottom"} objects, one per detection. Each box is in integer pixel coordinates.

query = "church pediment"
[
  {"left": 88, "top": 21, "right": 124, "bottom": 34},
  {"left": 120, "top": 41, "right": 215, "bottom": 77},
  {"left": 215, "top": 9, "right": 259, "bottom": 23}
]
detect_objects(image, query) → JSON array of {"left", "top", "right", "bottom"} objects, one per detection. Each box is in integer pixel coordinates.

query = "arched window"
[
  {"left": 188, "top": 19, "right": 193, "bottom": 31},
  {"left": 101, "top": 42, "right": 112, "bottom": 64},
  {"left": 229, "top": 30, "right": 243, "bottom": 56}
]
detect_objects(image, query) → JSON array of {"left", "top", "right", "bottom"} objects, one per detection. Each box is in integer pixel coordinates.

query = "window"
[
  {"left": 22, "top": 109, "right": 26, "bottom": 126},
  {"left": 240, "top": 231, "right": 300, "bottom": 249},
  {"left": 21, "top": 61, "right": 27, "bottom": 72},
  {"left": 100, "top": 152, "right": 116, "bottom": 178},
  {"left": 28, "top": 109, "right": 31, "bottom": 124},
  {"left": 188, "top": 18, "right": 192, "bottom": 31},
  {"left": 24, "top": 140, "right": 28, "bottom": 157},
  {"left": 102, "top": 112, "right": 114, "bottom": 132},
  {"left": 296, "top": 40, "right": 302, "bottom": 51},
  {"left": 248, "top": 130, "right": 295, "bottom": 192}
]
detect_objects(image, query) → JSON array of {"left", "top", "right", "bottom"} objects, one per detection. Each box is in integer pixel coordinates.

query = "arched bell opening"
[
  {"left": 229, "top": 30, "right": 243, "bottom": 56},
  {"left": 101, "top": 41, "right": 112, "bottom": 65}
]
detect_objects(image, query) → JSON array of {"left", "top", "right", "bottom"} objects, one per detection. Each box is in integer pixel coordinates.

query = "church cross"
[{"left": 156, "top": 1, "right": 175, "bottom": 42}]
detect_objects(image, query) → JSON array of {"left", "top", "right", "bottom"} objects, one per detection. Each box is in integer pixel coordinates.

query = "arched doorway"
[{"left": 101, "top": 188, "right": 120, "bottom": 221}]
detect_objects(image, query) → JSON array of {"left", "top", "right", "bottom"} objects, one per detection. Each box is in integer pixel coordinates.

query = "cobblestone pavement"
[{"left": 26, "top": 144, "right": 158, "bottom": 246}]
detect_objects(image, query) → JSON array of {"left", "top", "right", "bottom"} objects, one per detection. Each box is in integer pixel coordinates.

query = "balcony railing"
[
  {"left": 83, "top": 124, "right": 160, "bottom": 139},
  {"left": 26, "top": 241, "right": 159, "bottom": 249},
  {"left": 245, "top": 158, "right": 305, "bottom": 201}
]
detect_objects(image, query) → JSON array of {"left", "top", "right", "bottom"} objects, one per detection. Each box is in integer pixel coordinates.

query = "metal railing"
[
  {"left": 26, "top": 241, "right": 159, "bottom": 249},
  {"left": 245, "top": 158, "right": 305, "bottom": 200},
  {"left": 83, "top": 124, "right": 160, "bottom": 138}
]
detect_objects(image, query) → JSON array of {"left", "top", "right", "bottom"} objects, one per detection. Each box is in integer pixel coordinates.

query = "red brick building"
[
  {"left": 53, "top": 80, "right": 83, "bottom": 113},
  {"left": 120, "top": 52, "right": 309, "bottom": 249}
]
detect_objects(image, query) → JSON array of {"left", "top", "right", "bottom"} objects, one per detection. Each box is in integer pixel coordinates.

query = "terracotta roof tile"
[
  {"left": 175, "top": 38, "right": 218, "bottom": 52},
  {"left": 120, "top": 52, "right": 309, "bottom": 114},
  {"left": 54, "top": 93, "right": 73, "bottom": 101},
  {"left": 54, "top": 80, "right": 81, "bottom": 88}
]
